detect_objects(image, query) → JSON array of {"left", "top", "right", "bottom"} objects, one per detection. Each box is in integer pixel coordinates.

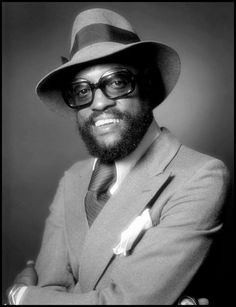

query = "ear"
[
  {"left": 139, "top": 67, "right": 166, "bottom": 108},
  {"left": 140, "top": 67, "right": 155, "bottom": 88},
  {"left": 139, "top": 68, "right": 156, "bottom": 95}
]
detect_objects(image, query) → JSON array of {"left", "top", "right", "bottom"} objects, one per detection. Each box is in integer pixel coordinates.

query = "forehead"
[{"left": 72, "top": 63, "right": 138, "bottom": 82}]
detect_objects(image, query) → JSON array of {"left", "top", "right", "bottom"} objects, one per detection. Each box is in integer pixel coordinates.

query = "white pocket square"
[{"left": 113, "top": 208, "right": 153, "bottom": 256}]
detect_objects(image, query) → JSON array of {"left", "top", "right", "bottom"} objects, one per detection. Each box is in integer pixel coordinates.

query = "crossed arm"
[
  {"left": 7, "top": 261, "right": 209, "bottom": 305},
  {"left": 6, "top": 159, "right": 229, "bottom": 305}
]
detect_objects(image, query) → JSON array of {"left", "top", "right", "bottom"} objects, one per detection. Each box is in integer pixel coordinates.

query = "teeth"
[{"left": 95, "top": 119, "right": 120, "bottom": 127}]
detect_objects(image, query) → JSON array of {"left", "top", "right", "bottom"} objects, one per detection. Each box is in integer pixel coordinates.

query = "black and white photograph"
[{"left": 2, "top": 2, "right": 234, "bottom": 305}]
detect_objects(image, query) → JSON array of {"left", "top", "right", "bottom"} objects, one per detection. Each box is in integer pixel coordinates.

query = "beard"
[{"left": 77, "top": 105, "right": 153, "bottom": 163}]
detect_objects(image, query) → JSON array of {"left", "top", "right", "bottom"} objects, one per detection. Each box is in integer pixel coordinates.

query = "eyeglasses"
[{"left": 63, "top": 68, "right": 136, "bottom": 109}]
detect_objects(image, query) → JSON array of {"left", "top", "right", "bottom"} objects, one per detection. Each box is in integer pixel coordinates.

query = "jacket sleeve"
[{"left": 21, "top": 159, "right": 230, "bottom": 305}]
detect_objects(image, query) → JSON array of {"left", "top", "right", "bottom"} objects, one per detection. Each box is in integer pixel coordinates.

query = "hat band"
[{"left": 70, "top": 23, "right": 140, "bottom": 59}]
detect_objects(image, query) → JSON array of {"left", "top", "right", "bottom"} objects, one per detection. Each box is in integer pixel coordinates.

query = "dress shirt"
[{"left": 92, "top": 119, "right": 161, "bottom": 195}]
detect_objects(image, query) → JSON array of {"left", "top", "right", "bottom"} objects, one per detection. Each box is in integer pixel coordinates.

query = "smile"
[{"left": 94, "top": 118, "right": 120, "bottom": 127}]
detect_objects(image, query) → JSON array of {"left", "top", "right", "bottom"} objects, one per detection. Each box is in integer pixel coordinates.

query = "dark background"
[{"left": 2, "top": 2, "right": 234, "bottom": 302}]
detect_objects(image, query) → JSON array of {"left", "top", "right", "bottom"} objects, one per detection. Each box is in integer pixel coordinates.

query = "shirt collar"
[
  {"left": 92, "top": 119, "right": 161, "bottom": 194},
  {"left": 111, "top": 119, "right": 160, "bottom": 193}
]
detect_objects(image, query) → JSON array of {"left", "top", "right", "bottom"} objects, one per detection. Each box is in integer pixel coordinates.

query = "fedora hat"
[{"left": 36, "top": 8, "right": 181, "bottom": 120}]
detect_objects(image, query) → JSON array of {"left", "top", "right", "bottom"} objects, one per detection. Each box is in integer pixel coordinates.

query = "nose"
[{"left": 91, "top": 88, "right": 116, "bottom": 111}]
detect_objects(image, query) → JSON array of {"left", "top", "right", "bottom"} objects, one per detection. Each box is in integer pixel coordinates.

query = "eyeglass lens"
[{"left": 64, "top": 69, "right": 135, "bottom": 108}]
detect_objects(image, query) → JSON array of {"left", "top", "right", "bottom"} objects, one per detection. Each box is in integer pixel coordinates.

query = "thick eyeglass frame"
[{"left": 63, "top": 68, "right": 137, "bottom": 109}]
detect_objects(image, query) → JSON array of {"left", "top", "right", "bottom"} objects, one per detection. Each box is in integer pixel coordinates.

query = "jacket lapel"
[
  {"left": 79, "top": 127, "right": 181, "bottom": 291},
  {"left": 64, "top": 159, "right": 93, "bottom": 276}
]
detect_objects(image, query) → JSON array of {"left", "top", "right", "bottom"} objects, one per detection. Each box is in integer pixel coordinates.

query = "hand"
[
  {"left": 5, "top": 260, "right": 38, "bottom": 305},
  {"left": 13, "top": 260, "right": 38, "bottom": 286},
  {"left": 178, "top": 295, "right": 209, "bottom": 305},
  {"left": 198, "top": 298, "right": 209, "bottom": 305}
]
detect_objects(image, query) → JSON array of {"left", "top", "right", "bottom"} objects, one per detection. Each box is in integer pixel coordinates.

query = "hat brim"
[{"left": 36, "top": 41, "right": 181, "bottom": 120}]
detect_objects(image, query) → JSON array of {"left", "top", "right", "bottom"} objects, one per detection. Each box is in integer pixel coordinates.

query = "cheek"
[
  {"left": 118, "top": 98, "right": 143, "bottom": 116},
  {"left": 76, "top": 109, "right": 90, "bottom": 124},
  {"left": 118, "top": 86, "right": 146, "bottom": 115}
]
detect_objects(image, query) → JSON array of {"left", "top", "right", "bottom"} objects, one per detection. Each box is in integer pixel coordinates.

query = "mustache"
[{"left": 85, "top": 109, "right": 125, "bottom": 126}]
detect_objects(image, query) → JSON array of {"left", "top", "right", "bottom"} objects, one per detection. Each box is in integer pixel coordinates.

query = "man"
[{"left": 6, "top": 8, "right": 229, "bottom": 305}]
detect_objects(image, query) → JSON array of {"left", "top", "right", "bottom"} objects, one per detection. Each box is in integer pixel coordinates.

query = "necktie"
[{"left": 85, "top": 160, "right": 116, "bottom": 227}]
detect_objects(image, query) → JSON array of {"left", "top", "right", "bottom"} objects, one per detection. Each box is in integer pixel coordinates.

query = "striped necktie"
[{"left": 85, "top": 160, "right": 116, "bottom": 227}]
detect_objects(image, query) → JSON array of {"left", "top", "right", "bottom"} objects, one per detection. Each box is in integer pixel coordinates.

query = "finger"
[
  {"left": 26, "top": 260, "right": 35, "bottom": 267},
  {"left": 6, "top": 285, "right": 13, "bottom": 297},
  {"left": 178, "top": 296, "right": 198, "bottom": 305},
  {"left": 14, "top": 264, "right": 38, "bottom": 285},
  {"left": 198, "top": 298, "right": 209, "bottom": 305}
]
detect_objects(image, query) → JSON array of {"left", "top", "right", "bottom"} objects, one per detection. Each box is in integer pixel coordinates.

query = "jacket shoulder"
[
  {"left": 171, "top": 144, "right": 229, "bottom": 177},
  {"left": 64, "top": 158, "right": 94, "bottom": 177}
]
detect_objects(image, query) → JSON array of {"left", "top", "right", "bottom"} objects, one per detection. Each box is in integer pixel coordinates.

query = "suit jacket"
[{"left": 22, "top": 127, "right": 230, "bottom": 305}]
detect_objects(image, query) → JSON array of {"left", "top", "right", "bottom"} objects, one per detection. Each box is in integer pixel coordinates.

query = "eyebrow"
[{"left": 72, "top": 66, "right": 130, "bottom": 83}]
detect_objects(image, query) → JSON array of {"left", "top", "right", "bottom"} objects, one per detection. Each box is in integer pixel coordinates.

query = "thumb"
[
  {"left": 26, "top": 260, "right": 35, "bottom": 267},
  {"left": 14, "top": 260, "right": 38, "bottom": 285}
]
